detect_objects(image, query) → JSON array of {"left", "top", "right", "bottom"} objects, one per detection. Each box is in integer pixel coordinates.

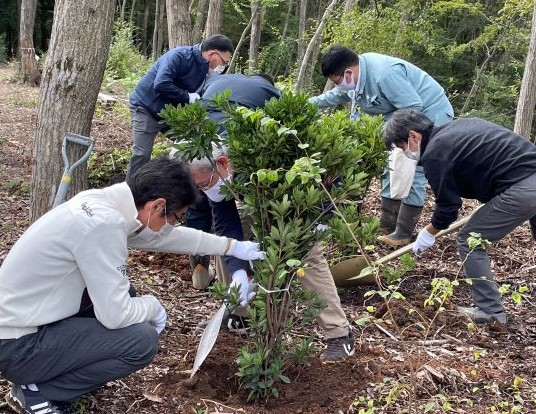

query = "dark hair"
[
  {"left": 201, "top": 34, "right": 234, "bottom": 53},
  {"left": 127, "top": 157, "right": 198, "bottom": 215},
  {"left": 321, "top": 45, "right": 359, "bottom": 77},
  {"left": 252, "top": 73, "right": 275, "bottom": 85},
  {"left": 384, "top": 109, "right": 434, "bottom": 150}
]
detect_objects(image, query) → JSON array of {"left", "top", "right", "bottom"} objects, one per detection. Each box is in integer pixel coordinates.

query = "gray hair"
[
  {"left": 187, "top": 144, "right": 229, "bottom": 172},
  {"left": 384, "top": 109, "right": 434, "bottom": 150}
]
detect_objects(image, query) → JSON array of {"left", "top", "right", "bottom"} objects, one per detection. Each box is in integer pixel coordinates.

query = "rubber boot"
[
  {"left": 190, "top": 255, "right": 214, "bottom": 290},
  {"left": 378, "top": 197, "right": 402, "bottom": 235},
  {"left": 377, "top": 203, "right": 423, "bottom": 247}
]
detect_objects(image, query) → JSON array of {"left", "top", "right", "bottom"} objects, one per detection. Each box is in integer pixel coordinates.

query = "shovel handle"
[{"left": 374, "top": 207, "right": 482, "bottom": 266}]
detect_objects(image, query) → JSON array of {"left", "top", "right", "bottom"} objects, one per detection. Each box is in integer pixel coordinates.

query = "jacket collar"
[
  {"left": 356, "top": 55, "right": 367, "bottom": 96},
  {"left": 103, "top": 182, "right": 143, "bottom": 233}
]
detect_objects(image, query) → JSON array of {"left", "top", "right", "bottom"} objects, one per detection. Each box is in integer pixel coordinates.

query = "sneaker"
[
  {"left": 196, "top": 309, "right": 249, "bottom": 334},
  {"left": 192, "top": 264, "right": 215, "bottom": 290},
  {"left": 457, "top": 306, "right": 507, "bottom": 324},
  {"left": 7, "top": 384, "right": 72, "bottom": 414},
  {"left": 319, "top": 329, "right": 355, "bottom": 363}
]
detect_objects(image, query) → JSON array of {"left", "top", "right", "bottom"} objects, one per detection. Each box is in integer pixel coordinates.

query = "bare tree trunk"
[
  {"left": 31, "top": 0, "right": 115, "bottom": 220},
  {"left": 247, "top": 0, "right": 262, "bottom": 73},
  {"left": 228, "top": 11, "right": 255, "bottom": 74},
  {"left": 514, "top": 1, "right": 536, "bottom": 140},
  {"left": 120, "top": 0, "right": 127, "bottom": 20},
  {"left": 192, "top": 0, "right": 208, "bottom": 43},
  {"left": 270, "top": 0, "right": 294, "bottom": 75},
  {"left": 297, "top": 0, "right": 307, "bottom": 62},
  {"left": 129, "top": 0, "right": 138, "bottom": 23},
  {"left": 19, "top": 0, "right": 41, "bottom": 86},
  {"left": 344, "top": 0, "right": 356, "bottom": 11},
  {"left": 152, "top": 0, "right": 166, "bottom": 59},
  {"left": 141, "top": 1, "right": 150, "bottom": 56},
  {"left": 296, "top": 0, "right": 340, "bottom": 92},
  {"left": 166, "top": 0, "right": 191, "bottom": 47},
  {"left": 204, "top": 0, "right": 224, "bottom": 38}
]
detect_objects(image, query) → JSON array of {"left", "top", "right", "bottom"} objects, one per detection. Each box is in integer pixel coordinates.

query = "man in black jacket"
[{"left": 384, "top": 108, "right": 536, "bottom": 324}]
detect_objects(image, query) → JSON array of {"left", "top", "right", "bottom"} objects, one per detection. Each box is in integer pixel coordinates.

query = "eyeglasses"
[
  {"left": 199, "top": 167, "right": 216, "bottom": 191},
  {"left": 172, "top": 211, "right": 184, "bottom": 227},
  {"left": 214, "top": 51, "right": 231, "bottom": 66}
]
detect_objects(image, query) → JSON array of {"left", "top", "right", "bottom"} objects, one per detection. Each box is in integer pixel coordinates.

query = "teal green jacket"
[{"left": 309, "top": 52, "right": 453, "bottom": 125}]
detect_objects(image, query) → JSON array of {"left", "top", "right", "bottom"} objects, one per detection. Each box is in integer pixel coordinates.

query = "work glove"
[
  {"left": 227, "top": 240, "right": 265, "bottom": 261},
  {"left": 150, "top": 303, "right": 167, "bottom": 334},
  {"left": 188, "top": 92, "right": 200, "bottom": 103},
  {"left": 229, "top": 269, "right": 256, "bottom": 307},
  {"left": 412, "top": 227, "right": 436, "bottom": 254}
]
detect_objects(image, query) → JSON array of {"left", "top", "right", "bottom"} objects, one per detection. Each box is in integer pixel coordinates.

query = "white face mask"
[
  {"left": 204, "top": 176, "right": 226, "bottom": 202},
  {"left": 403, "top": 139, "right": 421, "bottom": 161},
  {"left": 337, "top": 71, "right": 356, "bottom": 91},
  {"left": 136, "top": 202, "right": 174, "bottom": 240},
  {"left": 213, "top": 64, "right": 227, "bottom": 75}
]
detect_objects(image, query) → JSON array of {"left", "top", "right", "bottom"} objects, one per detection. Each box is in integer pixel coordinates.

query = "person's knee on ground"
[{"left": 377, "top": 203, "right": 423, "bottom": 247}]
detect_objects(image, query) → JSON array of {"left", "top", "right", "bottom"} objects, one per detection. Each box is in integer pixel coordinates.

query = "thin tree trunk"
[
  {"left": 152, "top": 0, "right": 165, "bottom": 59},
  {"left": 166, "top": 0, "right": 191, "bottom": 47},
  {"left": 247, "top": 0, "right": 262, "bottom": 73},
  {"left": 31, "top": 0, "right": 115, "bottom": 220},
  {"left": 129, "top": 0, "right": 137, "bottom": 23},
  {"left": 204, "top": 0, "right": 223, "bottom": 38},
  {"left": 297, "top": 0, "right": 307, "bottom": 62},
  {"left": 514, "top": 1, "right": 536, "bottom": 140},
  {"left": 296, "top": 0, "right": 340, "bottom": 91},
  {"left": 228, "top": 10, "right": 255, "bottom": 74},
  {"left": 120, "top": 0, "right": 127, "bottom": 21},
  {"left": 19, "top": 0, "right": 41, "bottom": 86},
  {"left": 141, "top": 1, "right": 149, "bottom": 56},
  {"left": 192, "top": 0, "right": 208, "bottom": 43},
  {"left": 270, "top": 0, "right": 294, "bottom": 75}
]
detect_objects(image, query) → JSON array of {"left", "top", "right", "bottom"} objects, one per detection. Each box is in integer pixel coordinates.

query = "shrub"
[{"left": 161, "top": 93, "right": 386, "bottom": 401}]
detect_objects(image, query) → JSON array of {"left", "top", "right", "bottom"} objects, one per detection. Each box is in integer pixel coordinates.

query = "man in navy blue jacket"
[
  {"left": 384, "top": 108, "right": 536, "bottom": 325},
  {"left": 127, "top": 35, "right": 234, "bottom": 287},
  {"left": 127, "top": 34, "right": 234, "bottom": 178}
]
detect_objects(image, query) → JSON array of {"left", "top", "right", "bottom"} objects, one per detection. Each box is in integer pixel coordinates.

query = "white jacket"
[{"left": 0, "top": 182, "right": 230, "bottom": 339}]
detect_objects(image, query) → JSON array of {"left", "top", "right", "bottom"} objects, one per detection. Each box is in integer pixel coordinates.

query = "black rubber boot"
[
  {"left": 378, "top": 197, "right": 402, "bottom": 235},
  {"left": 530, "top": 215, "right": 536, "bottom": 240},
  {"left": 377, "top": 203, "right": 423, "bottom": 247}
]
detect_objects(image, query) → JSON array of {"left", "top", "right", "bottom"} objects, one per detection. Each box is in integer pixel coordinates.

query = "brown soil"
[{"left": 1, "top": 65, "right": 535, "bottom": 414}]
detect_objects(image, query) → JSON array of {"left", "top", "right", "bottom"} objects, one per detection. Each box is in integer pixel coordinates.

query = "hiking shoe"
[
  {"left": 7, "top": 384, "right": 72, "bottom": 414},
  {"left": 319, "top": 329, "right": 355, "bottom": 363},
  {"left": 192, "top": 264, "right": 215, "bottom": 290},
  {"left": 457, "top": 306, "right": 507, "bottom": 325},
  {"left": 197, "top": 309, "right": 249, "bottom": 334}
]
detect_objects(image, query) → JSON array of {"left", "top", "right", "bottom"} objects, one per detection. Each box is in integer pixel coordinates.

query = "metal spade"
[{"left": 330, "top": 209, "right": 481, "bottom": 286}]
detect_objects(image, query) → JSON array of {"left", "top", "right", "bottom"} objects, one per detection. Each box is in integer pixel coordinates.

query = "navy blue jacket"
[
  {"left": 421, "top": 118, "right": 536, "bottom": 230},
  {"left": 129, "top": 44, "right": 209, "bottom": 118},
  {"left": 203, "top": 75, "right": 281, "bottom": 275}
]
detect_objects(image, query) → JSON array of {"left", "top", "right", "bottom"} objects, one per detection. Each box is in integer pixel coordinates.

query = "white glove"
[
  {"left": 412, "top": 227, "right": 436, "bottom": 254},
  {"left": 228, "top": 240, "right": 265, "bottom": 261},
  {"left": 229, "top": 269, "right": 256, "bottom": 307},
  {"left": 150, "top": 303, "right": 167, "bottom": 334},
  {"left": 188, "top": 92, "right": 200, "bottom": 103}
]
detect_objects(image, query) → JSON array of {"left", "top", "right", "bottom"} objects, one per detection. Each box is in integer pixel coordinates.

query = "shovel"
[
  {"left": 190, "top": 303, "right": 228, "bottom": 378},
  {"left": 52, "top": 133, "right": 94, "bottom": 208},
  {"left": 331, "top": 208, "right": 481, "bottom": 287}
]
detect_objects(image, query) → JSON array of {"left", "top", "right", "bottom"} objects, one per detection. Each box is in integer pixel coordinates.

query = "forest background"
[{"left": 1, "top": 0, "right": 535, "bottom": 132}]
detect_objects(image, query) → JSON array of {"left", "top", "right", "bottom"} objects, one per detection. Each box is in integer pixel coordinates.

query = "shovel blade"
[
  {"left": 330, "top": 256, "right": 375, "bottom": 286},
  {"left": 191, "top": 303, "right": 227, "bottom": 378}
]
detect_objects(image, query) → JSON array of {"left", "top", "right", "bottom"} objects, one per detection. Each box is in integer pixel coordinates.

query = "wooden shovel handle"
[{"left": 374, "top": 207, "right": 482, "bottom": 266}]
